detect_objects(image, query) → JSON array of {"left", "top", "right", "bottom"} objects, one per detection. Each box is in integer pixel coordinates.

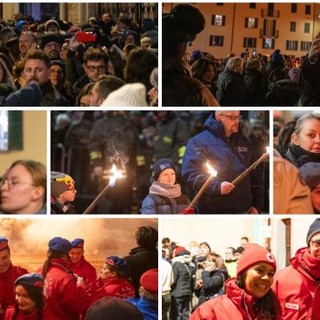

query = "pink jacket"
[{"left": 273, "top": 247, "right": 320, "bottom": 320}]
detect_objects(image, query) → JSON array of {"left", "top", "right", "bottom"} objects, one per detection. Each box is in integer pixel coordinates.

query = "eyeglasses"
[
  {"left": 86, "top": 65, "right": 107, "bottom": 72},
  {"left": 311, "top": 239, "right": 320, "bottom": 248},
  {"left": 1, "top": 178, "right": 35, "bottom": 190},
  {"left": 220, "top": 114, "right": 242, "bottom": 121}
]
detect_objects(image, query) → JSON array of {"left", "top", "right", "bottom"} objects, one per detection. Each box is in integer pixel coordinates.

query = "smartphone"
[
  {"left": 76, "top": 32, "right": 97, "bottom": 43},
  {"left": 252, "top": 49, "right": 257, "bottom": 58}
]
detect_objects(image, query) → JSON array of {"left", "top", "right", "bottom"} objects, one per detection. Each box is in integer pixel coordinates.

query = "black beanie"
[
  {"left": 153, "top": 158, "right": 176, "bottom": 181},
  {"left": 306, "top": 219, "right": 320, "bottom": 245}
]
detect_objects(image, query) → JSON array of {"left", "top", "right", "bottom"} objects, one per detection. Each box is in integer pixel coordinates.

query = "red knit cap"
[
  {"left": 174, "top": 246, "right": 186, "bottom": 256},
  {"left": 236, "top": 243, "right": 276, "bottom": 278},
  {"left": 140, "top": 268, "right": 158, "bottom": 292}
]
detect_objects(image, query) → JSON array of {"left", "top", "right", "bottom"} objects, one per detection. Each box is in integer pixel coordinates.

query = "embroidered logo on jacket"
[
  {"left": 285, "top": 302, "right": 299, "bottom": 310},
  {"left": 237, "top": 146, "right": 248, "bottom": 152}
]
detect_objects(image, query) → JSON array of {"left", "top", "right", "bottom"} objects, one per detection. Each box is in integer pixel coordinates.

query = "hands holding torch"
[{"left": 82, "top": 164, "right": 123, "bottom": 214}]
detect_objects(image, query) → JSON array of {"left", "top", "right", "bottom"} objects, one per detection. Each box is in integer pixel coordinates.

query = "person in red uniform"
[
  {"left": 69, "top": 238, "right": 97, "bottom": 300},
  {"left": 190, "top": 243, "right": 280, "bottom": 320},
  {"left": 5, "top": 273, "right": 45, "bottom": 320},
  {"left": 41, "top": 236, "right": 88, "bottom": 319},
  {"left": 273, "top": 218, "right": 320, "bottom": 320},
  {"left": 90, "top": 255, "right": 135, "bottom": 305},
  {"left": 0, "top": 236, "right": 28, "bottom": 319}
]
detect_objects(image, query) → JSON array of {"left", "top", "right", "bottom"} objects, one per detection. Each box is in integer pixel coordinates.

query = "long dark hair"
[
  {"left": 42, "top": 249, "right": 67, "bottom": 278},
  {"left": 236, "top": 274, "right": 281, "bottom": 319},
  {"left": 13, "top": 284, "right": 44, "bottom": 320}
]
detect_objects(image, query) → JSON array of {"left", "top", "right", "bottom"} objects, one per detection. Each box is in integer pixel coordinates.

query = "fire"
[
  {"left": 109, "top": 164, "right": 123, "bottom": 187},
  {"left": 206, "top": 162, "right": 217, "bottom": 177},
  {"left": 265, "top": 146, "right": 271, "bottom": 154}
]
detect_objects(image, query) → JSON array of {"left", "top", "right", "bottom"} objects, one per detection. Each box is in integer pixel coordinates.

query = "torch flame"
[
  {"left": 109, "top": 164, "right": 123, "bottom": 187},
  {"left": 206, "top": 162, "right": 217, "bottom": 177},
  {"left": 266, "top": 146, "right": 271, "bottom": 153}
]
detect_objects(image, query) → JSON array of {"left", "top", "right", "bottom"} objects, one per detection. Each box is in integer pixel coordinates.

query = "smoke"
[
  {"left": 107, "top": 140, "right": 129, "bottom": 170},
  {"left": 1, "top": 218, "right": 157, "bottom": 269}
]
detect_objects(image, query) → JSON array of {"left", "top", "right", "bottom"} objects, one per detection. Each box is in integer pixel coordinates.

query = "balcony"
[{"left": 261, "top": 9, "right": 280, "bottom": 18}]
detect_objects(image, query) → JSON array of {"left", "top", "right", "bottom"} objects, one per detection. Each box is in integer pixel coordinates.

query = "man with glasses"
[
  {"left": 273, "top": 218, "right": 320, "bottom": 319},
  {"left": 40, "top": 33, "right": 62, "bottom": 60},
  {"left": 0, "top": 236, "right": 28, "bottom": 318},
  {"left": 23, "top": 50, "right": 70, "bottom": 106},
  {"left": 182, "top": 110, "right": 263, "bottom": 214}
]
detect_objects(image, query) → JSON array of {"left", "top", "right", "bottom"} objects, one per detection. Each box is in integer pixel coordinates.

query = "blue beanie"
[
  {"left": 299, "top": 162, "right": 320, "bottom": 190},
  {"left": 71, "top": 238, "right": 84, "bottom": 248},
  {"left": 16, "top": 20, "right": 27, "bottom": 31},
  {"left": 48, "top": 237, "right": 72, "bottom": 254},
  {"left": 271, "top": 49, "right": 285, "bottom": 65},
  {"left": 153, "top": 158, "right": 176, "bottom": 181},
  {"left": 15, "top": 273, "right": 44, "bottom": 289},
  {"left": 106, "top": 256, "right": 130, "bottom": 276}
]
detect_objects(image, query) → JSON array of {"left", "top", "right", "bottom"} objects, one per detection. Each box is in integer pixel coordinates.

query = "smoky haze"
[{"left": 0, "top": 218, "right": 158, "bottom": 271}]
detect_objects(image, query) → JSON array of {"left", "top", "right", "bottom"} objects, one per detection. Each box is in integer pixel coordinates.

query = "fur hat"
[
  {"left": 51, "top": 171, "right": 75, "bottom": 198},
  {"left": 71, "top": 238, "right": 84, "bottom": 248},
  {"left": 153, "top": 158, "right": 176, "bottom": 181},
  {"left": 0, "top": 236, "right": 9, "bottom": 251},
  {"left": 45, "top": 19, "right": 60, "bottom": 32},
  {"left": 41, "top": 33, "right": 62, "bottom": 49},
  {"left": 236, "top": 243, "right": 276, "bottom": 277},
  {"left": 48, "top": 237, "right": 72, "bottom": 254},
  {"left": 299, "top": 162, "right": 320, "bottom": 190},
  {"left": 15, "top": 273, "right": 44, "bottom": 289},
  {"left": 101, "top": 83, "right": 148, "bottom": 107},
  {"left": 306, "top": 219, "right": 320, "bottom": 245},
  {"left": 140, "top": 268, "right": 158, "bottom": 292},
  {"left": 86, "top": 297, "right": 144, "bottom": 320}
]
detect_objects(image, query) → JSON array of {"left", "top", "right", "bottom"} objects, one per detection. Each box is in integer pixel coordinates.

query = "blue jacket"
[
  {"left": 181, "top": 115, "right": 263, "bottom": 213},
  {"left": 128, "top": 297, "right": 158, "bottom": 320}
]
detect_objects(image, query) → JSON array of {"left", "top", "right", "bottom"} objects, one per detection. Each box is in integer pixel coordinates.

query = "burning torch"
[
  {"left": 186, "top": 162, "right": 218, "bottom": 210},
  {"left": 82, "top": 164, "right": 123, "bottom": 214}
]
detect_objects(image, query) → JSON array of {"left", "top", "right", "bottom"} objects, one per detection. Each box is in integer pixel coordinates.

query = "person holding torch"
[{"left": 182, "top": 111, "right": 265, "bottom": 214}]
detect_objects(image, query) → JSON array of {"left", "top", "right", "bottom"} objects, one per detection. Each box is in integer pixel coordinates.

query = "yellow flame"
[
  {"left": 109, "top": 164, "right": 123, "bottom": 187},
  {"left": 206, "top": 162, "right": 217, "bottom": 177}
]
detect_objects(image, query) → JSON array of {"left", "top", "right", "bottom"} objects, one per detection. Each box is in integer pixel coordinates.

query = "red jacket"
[
  {"left": 273, "top": 247, "right": 320, "bottom": 320},
  {"left": 90, "top": 275, "right": 135, "bottom": 305},
  {"left": 69, "top": 256, "right": 97, "bottom": 299},
  {"left": 43, "top": 258, "right": 87, "bottom": 320},
  {"left": 0, "top": 264, "right": 28, "bottom": 319},
  {"left": 190, "top": 278, "right": 262, "bottom": 320},
  {"left": 5, "top": 307, "right": 39, "bottom": 320}
]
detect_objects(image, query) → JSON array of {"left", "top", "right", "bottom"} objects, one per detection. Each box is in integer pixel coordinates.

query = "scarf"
[
  {"left": 149, "top": 181, "right": 182, "bottom": 198},
  {"left": 289, "top": 144, "right": 320, "bottom": 164}
]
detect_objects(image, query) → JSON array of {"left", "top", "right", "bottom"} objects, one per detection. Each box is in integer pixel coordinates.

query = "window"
[
  {"left": 249, "top": 3, "right": 256, "bottom": 9},
  {"left": 245, "top": 17, "right": 258, "bottom": 28},
  {"left": 209, "top": 35, "right": 224, "bottom": 46},
  {"left": 211, "top": 14, "right": 226, "bottom": 26},
  {"left": 304, "top": 23, "right": 310, "bottom": 33},
  {"left": 301, "top": 41, "right": 312, "bottom": 51},
  {"left": 305, "top": 5, "right": 311, "bottom": 15},
  {"left": 291, "top": 3, "right": 297, "bottom": 13},
  {"left": 290, "top": 22, "right": 296, "bottom": 32},
  {"left": 217, "top": 3, "right": 224, "bottom": 6},
  {"left": 286, "top": 40, "right": 298, "bottom": 51},
  {"left": 243, "top": 37, "right": 257, "bottom": 48},
  {"left": 263, "top": 38, "right": 275, "bottom": 49}
]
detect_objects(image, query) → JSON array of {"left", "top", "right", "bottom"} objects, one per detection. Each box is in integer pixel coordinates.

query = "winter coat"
[
  {"left": 50, "top": 197, "right": 77, "bottom": 214},
  {"left": 182, "top": 115, "right": 263, "bottom": 214},
  {"left": 190, "top": 278, "right": 273, "bottom": 320},
  {"left": 273, "top": 247, "right": 320, "bottom": 320},
  {"left": 69, "top": 256, "right": 97, "bottom": 299},
  {"left": 299, "top": 57, "right": 320, "bottom": 106},
  {"left": 0, "top": 264, "right": 28, "bottom": 319},
  {"left": 141, "top": 182, "right": 189, "bottom": 214},
  {"left": 163, "top": 56, "right": 219, "bottom": 106},
  {"left": 195, "top": 269, "right": 229, "bottom": 306},
  {"left": 90, "top": 276, "right": 135, "bottom": 305},
  {"left": 6, "top": 82, "right": 42, "bottom": 106},
  {"left": 216, "top": 69, "right": 247, "bottom": 106},
  {"left": 40, "top": 81, "right": 70, "bottom": 106},
  {"left": 171, "top": 254, "right": 195, "bottom": 298},
  {"left": 128, "top": 297, "right": 158, "bottom": 320},
  {"left": 43, "top": 258, "right": 87, "bottom": 320},
  {"left": 5, "top": 308, "right": 40, "bottom": 320},
  {"left": 124, "top": 247, "right": 158, "bottom": 298},
  {"left": 244, "top": 68, "right": 267, "bottom": 105}
]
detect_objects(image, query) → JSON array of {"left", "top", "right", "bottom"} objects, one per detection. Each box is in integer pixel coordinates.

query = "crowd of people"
[
  {"left": 49, "top": 110, "right": 269, "bottom": 214},
  {"left": 162, "top": 219, "right": 320, "bottom": 319},
  {"left": 163, "top": 3, "right": 320, "bottom": 106},
  {"left": 0, "top": 10, "right": 158, "bottom": 106},
  {"left": 274, "top": 111, "right": 320, "bottom": 214},
  {"left": 0, "top": 225, "right": 158, "bottom": 319}
]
